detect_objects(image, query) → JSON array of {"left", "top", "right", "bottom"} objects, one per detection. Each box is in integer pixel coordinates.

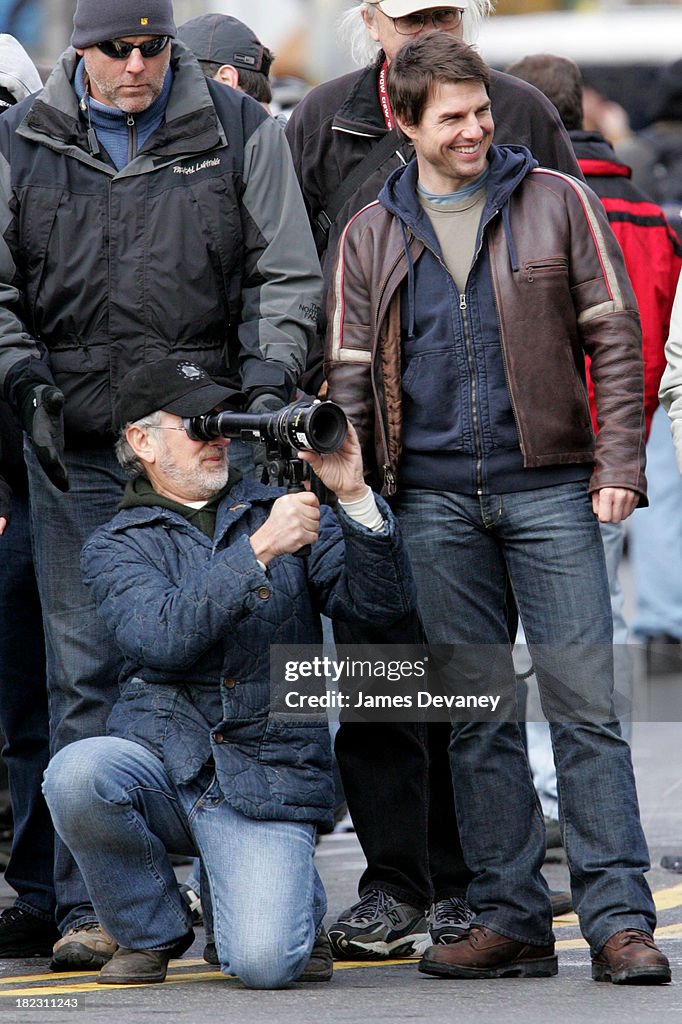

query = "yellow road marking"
[
  {"left": 650, "top": 881, "right": 682, "bottom": 911},
  {"left": 0, "top": 958, "right": 418, "bottom": 998},
  {"left": 552, "top": 914, "right": 579, "bottom": 929},
  {"left": 327, "top": 959, "right": 416, "bottom": 970},
  {"left": 2, "top": 892, "right": 681, "bottom": 999},
  {"left": 554, "top": 922, "right": 682, "bottom": 951},
  {"left": 652, "top": 922, "right": 682, "bottom": 938},
  {"left": 551, "top": 881, "right": 682, "bottom": 929}
]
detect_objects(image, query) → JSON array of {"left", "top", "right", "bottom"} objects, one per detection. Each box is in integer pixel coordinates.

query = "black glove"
[
  {"left": 0, "top": 474, "right": 11, "bottom": 526},
  {"left": 247, "top": 393, "right": 286, "bottom": 472},
  {"left": 20, "top": 385, "right": 69, "bottom": 492}
]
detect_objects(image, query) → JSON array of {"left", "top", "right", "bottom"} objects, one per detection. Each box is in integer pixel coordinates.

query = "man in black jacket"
[
  {"left": 286, "top": 0, "right": 585, "bottom": 962},
  {"left": 0, "top": 0, "right": 321, "bottom": 971}
]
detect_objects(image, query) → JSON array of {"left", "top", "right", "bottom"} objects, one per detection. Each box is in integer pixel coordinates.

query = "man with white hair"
[
  {"left": 287, "top": 1, "right": 581, "bottom": 292},
  {"left": 285, "top": 0, "right": 583, "bottom": 962}
]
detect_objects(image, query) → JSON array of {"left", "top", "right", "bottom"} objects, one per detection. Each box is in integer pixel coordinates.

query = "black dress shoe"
[
  {"left": 549, "top": 889, "right": 573, "bottom": 916},
  {"left": 661, "top": 854, "right": 682, "bottom": 873}
]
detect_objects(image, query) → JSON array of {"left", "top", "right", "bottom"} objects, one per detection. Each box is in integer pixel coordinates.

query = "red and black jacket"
[{"left": 572, "top": 129, "right": 682, "bottom": 438}]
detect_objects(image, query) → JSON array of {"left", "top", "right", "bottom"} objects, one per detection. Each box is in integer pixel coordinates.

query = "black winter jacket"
[{"left": 0, "top": 43, "right": 322, "bottom": 444}]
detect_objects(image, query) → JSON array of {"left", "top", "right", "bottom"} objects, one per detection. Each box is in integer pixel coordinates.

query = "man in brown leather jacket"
[
  {"left": 287, "top": 0, "right": 585, "bottom": 962},
  {"left": 325, "top": 32, "right": 671, "bottom": 985}
]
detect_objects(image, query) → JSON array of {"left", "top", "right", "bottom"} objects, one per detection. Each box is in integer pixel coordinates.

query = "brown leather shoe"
[
  {"left": 418, "top": 925, "right": 557, "bottom": 979},
  {"left": 296, "top": 928, "right": 334, "bottom": 982},
  {"left": 591, "top": 929, "right": 671, "bottom": 984},
  {"left": 97, "top": 931, "right": 194, "bottom": 986},
  {"left": 97, "top": 947, "right": 172, "bottom": 985}
]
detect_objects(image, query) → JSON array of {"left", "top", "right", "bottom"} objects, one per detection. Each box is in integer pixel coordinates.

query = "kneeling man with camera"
[{"left": 43, "top": 358, "right": 416, "bottom": 988}]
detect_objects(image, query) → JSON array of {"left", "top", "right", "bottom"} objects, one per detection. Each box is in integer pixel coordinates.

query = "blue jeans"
[
  {"left": 0, "top": 491, "right": 55, "bottom": 920},
  {"left": 24, "top": 443, "right": 128, "bottom": 932},
  {"left": 44, "top": 738, "right": 326, "bottom": 988},
  {"left": 394, "top": 482, "right": 656, "bottom": 951},
  {"left": 526, "top": 518, "right": 633, "bottom": 817},
  {"left": 628, "top": 406, "right": 682, "bottom": 640}
]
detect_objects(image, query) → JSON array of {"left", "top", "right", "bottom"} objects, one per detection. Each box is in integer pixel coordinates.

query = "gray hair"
[
  {"left": 338, "top": 1, "right": 495, "bottom": 67},
  {"left": 114, "top": 410, "right": 163, "bottom": 477}
]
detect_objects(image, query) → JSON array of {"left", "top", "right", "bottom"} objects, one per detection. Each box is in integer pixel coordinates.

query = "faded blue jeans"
[
  {"left": 527, "top": 518, "right": 634, "bottom": 820},
  {"left": 628, "top": 406, "right": 682, "bottom": 641},
  {"left": 24, "top": 442, "right": 129, "bottom": 932},
  {"left": 394, "top": 481, "right": 656, "bottom": 951},
  {"left": 44, "top": 737, "right": 326, "bottom": 988}
]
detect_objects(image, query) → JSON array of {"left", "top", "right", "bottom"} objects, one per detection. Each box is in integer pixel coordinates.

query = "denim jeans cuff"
[
  {"left": 590, "top": 920, "right": 655, "bottom": 953},
  {"left": 60, "top": 915, "right": 99, "bottom": 935},
  {"left": 148, "top": 929, "right": 195, "bottom": 955},
  {"left": 475, "top": 917, "right": 555, "bottom": 947},
  {"left": 13, "top": 900, "right": 56, "bottom": 925}
]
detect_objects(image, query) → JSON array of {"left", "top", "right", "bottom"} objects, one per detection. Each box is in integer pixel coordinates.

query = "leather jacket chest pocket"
[{"left": 524, "top": 257, "right": 569, "bottom": 283}]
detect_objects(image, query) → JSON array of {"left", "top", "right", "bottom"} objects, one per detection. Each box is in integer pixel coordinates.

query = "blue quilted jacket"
[{"left": 80, "top": 478, "right": 415, "bottom": 828}]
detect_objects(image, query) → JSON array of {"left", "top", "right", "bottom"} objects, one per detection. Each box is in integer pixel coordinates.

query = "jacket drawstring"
[
  {"left": 501, "top": 206, "right": 520, "bottom": 273},
  {"left": 399, "top": 220, "right": 416, "bottom": 339}
]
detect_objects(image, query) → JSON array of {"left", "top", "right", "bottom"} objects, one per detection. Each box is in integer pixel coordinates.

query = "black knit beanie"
[{"left": 72, "top": 0, "right": 176, "bottom": 49}]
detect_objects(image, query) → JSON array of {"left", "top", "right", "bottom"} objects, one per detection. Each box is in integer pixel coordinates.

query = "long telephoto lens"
[{"left": 185, "top": 400, "right": 348, "bottom": 454}]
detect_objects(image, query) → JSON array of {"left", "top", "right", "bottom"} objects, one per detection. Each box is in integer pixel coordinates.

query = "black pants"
[
  {"left": 335, "top": 719, "right": 471, "bottom": 908},
  {"left": 332, "top": 606, "right": 472, "bottom": 910},
  {"left": 332, "top": 578, "right": 519, "bottom": 910}
]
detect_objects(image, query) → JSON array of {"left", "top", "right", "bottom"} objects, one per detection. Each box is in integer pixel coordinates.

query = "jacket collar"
[
  {"left": 17, "top": 41, "right": 224, "bottom": 161},
  {"left": 109, "top": 477, "right": 281, "bottom": 547},
  {"left": 569, "top": 129, "right": 631, "bottom": 178},
  {"left": 332, "top": 54, "right": 388, "bottom": 138},
  {"left": 379, "top": 143, "right": 536, "bottom": 245}
]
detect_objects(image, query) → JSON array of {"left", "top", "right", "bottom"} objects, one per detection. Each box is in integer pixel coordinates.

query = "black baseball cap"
[
  {"left": 114, "top": 358, "right": 245, "bottom": 430},
  {"left": 177, "top": 14, "right": 272, "bottom": 76}
]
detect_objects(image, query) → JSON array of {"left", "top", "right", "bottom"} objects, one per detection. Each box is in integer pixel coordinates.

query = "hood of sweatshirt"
[{"left": 0, "top": 33, "right": 42, "bottom": 104}]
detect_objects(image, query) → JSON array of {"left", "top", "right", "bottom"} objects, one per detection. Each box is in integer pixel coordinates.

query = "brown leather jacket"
[{"left": 325, "top": 156, "right": 646, "bottom": 502}]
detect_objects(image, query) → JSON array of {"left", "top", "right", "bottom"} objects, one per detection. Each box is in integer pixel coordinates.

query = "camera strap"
[{"left": 314, "top": 128, "right": 403, "bottom": 250}]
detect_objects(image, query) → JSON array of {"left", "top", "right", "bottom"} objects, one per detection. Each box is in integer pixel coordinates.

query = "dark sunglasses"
[{"left": 96, "top": 35, "right": 170, "bottom": 60}]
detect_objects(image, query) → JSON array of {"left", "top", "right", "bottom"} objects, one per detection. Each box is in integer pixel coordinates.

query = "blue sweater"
[{"left": 74, "top": 58, "right": 172, "bottom": 169}]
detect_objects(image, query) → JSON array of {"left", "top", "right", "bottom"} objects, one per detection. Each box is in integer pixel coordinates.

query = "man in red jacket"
[{"left": 507, "top": 52, "right": 681, "bottom": 441}]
